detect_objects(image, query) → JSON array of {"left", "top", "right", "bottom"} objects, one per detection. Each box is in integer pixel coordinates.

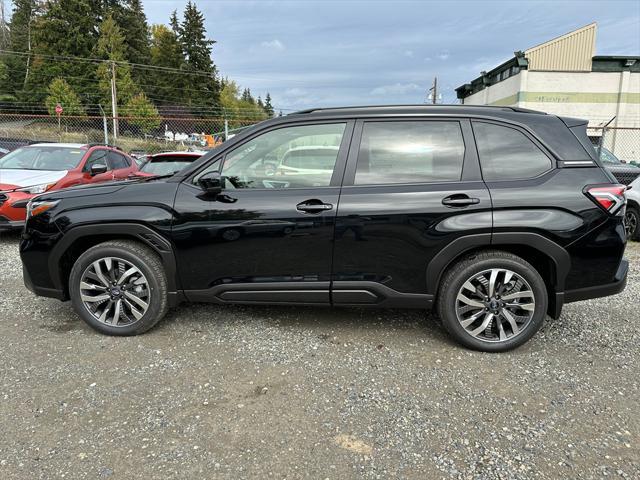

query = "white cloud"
[
  {"left": 260, "top": 39, "right": 285, "bottom": 51},
  {"left": 437, "top": 51, "right": 450, "bottom": 60},
  {"left": 370, "top": 83, "right": 421, "bottom": 96},
  {"left": 403, "top": 50, "right": 414, "bottom": 57}
]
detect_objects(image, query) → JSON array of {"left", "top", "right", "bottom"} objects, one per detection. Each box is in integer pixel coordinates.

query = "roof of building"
[{"left": 455, "top": 23, "right": 639, "bottom": 99}]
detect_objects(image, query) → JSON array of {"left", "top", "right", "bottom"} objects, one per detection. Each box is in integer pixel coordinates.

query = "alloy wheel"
[
  {"left": 624, "top": 210, "right": 638, "bottom": 239},
  {"left": 79, "top": 257, "right": 150, "bottom": 327},
  {"left": 455, "top": 268, "right": 535, "bottom": 343}
]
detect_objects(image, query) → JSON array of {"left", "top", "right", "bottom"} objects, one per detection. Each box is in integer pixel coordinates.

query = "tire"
[
  {"left": 436, "top": 250, "right": 548, "bottom": 352},
  {"left": 625, "top": 206, "right": 639, "bottom": 241},
  {"left": 69, "top": 240, "right": 168, "bottom": 335}
]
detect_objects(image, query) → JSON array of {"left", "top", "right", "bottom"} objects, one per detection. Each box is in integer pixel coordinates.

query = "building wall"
[
  {"left": 519, "top": 71, "right": 640, "bottom": 127},
  {"left": 461, "top": 70, "right": 640, "bottom": 159}
]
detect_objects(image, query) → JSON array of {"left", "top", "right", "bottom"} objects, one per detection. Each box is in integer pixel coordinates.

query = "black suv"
[{"left": 20, "top": 106, "right": 629, "bottom": 352}]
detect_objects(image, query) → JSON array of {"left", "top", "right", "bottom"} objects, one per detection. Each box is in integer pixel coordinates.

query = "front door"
[
  {"left": 331, "top": 118, "right": 492, "bottom": 306},
  {"left": 172, "top": 121, "right": 354, "bottom": 304}
]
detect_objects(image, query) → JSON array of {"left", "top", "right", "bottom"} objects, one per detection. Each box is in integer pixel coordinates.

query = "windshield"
[
  {"left": 0, "top": 146, "right": 85, "bottom": 170},
  {"left": 140, "top": 156, "right": 197, "bottom": 175},
  {"left": 599, "top": 148, "right": 621, "bottom": 165}
]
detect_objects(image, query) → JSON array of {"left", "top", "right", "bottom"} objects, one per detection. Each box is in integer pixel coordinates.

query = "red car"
[
  {"left": 0, "top": 143, "right": 137, "bottom": 231},
  {"left": 132, "top": 151, "right": 204, "bottom": 178}
]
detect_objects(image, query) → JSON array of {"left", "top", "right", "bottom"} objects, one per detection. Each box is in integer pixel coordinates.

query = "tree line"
[{"left": 0, "top": 0, "right": 275, "bottom": 131}]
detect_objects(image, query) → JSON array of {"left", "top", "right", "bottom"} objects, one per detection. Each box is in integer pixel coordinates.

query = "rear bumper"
[{"left": 564, "top": 258, "right": 628, "bottom": 303}]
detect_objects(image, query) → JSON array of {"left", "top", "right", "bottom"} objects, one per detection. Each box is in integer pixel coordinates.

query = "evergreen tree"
[
  {"left": 95, "top": 13, "right": 138, "bottom": 110},
  {"left": 118, "top": 0, "right": 150, "bottom": 67},
  {"left": 169, "top": 9, "right": 181, "bottom": 36},
  {"left": 45, "top": 77, "right": 85, "bottom": 115},
  {"left": 149, "top": 24, "right": 184, "bottom": 103},
  {"left": 2, "top": 0, "right": 39, "bottom": 99},
  {"left": 27, "top": 0, "right": 101, "bottom": 106},
  {"left": 180, "top": 1, "right": 219, "bottom": 108},
  {"left": 264, "top": 93, "right": 274, "bottom": 117}
]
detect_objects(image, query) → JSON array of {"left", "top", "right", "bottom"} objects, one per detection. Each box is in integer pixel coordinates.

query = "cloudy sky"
[
  {"left": 148, "top": 0, "right": 640, "bottom": 112},
  {"left": 146, "top": 0, "right": 639, "bottom": 112}
]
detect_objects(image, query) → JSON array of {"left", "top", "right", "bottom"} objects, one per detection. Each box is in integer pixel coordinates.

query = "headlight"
[
  {"left": 26, "top": 200, "right": 59, "bottom": 219},
  {"left": 17, "top": 182, "right": 56, "bottom": 194}
]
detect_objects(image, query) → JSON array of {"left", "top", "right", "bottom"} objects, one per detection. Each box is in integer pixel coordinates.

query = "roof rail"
[{"left": 291, "top": 104, "right": 545, "bottom": 115}]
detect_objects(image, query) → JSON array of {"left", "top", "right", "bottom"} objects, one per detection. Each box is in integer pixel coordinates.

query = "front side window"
[
  {"left": 0, "top": 146, "right": 85, "bottom": 171},
  {"left": 108, "top": 151, "right": 130, "bottom": 170},
  {"left": 354, "top": 121, "right": 465, "bottom": 185},
  {"left": 83, "top": 150, "right": 110, "bottom": 172},
  {"left": 473, "top": 122, "right": 552, "bottom": 181},
  {"left": 220, "top": 123, "right": 346, "bottom": 189}
]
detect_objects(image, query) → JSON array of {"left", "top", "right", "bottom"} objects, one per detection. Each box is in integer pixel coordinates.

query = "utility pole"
[
  {"left": 428, "top": 77, "right": 438, "bottom": 104},
  {"left": 110, "top": 61, "right": 119, "bottom": 139}
]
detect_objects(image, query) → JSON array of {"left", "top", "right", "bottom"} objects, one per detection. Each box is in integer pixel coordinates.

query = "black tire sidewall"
[
  {"left": 439, "top": 256, "right": 547, "bottom": 352},
  {"left": 69, "top": 245, "right": 166, "bottom": 336},
  {"left": 627, "top": 207, "right": 639, "bottom": 241}
]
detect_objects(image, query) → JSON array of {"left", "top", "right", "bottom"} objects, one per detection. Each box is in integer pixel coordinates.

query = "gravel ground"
[{"left": 0, "top": 231, "right": 638, "bottom": 479}]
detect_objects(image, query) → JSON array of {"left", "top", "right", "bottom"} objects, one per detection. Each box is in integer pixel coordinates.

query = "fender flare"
[
  {"left": 49, "top": 222, "right": 179, "bottom": 296},
  {"left": 425, "top": 232, "right": 571, "bottom": 295}
]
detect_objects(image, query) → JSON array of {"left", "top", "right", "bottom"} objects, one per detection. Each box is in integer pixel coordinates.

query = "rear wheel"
[
  {"left": 437, "top": 251, "right": 547, "bottom": 352},
  {"left": 624, "top": 206, "right": 639, "bottom": 241},
  {"left": 69, "top": 240, "right": 168, "bottom": 335}
]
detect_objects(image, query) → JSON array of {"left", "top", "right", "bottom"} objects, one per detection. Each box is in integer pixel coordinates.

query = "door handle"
[
  {"left": 296, "top": 200, "right": 333, "bottom": 213},
  {"left": 442, "top": 194, "right": 480, "bottom": 207}
]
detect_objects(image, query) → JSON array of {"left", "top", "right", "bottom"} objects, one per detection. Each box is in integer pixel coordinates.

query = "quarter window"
[
  {"left": 220, "top": 123, "right": 346, "bottom": 189},
  {"left": 473, "top": 122, "right": 552, "bottom": 180},
  {"left": 354, "top": 121, "right": 465, "bottom": 185}
]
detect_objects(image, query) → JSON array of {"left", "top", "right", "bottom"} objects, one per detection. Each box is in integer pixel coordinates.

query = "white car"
[{"left": 626, "top": 176, "right": 640, "bottom": 241}]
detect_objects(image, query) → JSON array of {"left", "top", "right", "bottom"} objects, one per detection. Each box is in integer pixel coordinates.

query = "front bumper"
[
  {"left": 0, "top": 216, "right": 25, "bottom": 231},
  {"left": 0, "top": 191, "right": 33, "bottom": 228},
  {"left": 564, "top": 258, "right": 629, "bottom": 303},
  {"left": 22, "top": 263, "right": 67, "bottom": 300}
]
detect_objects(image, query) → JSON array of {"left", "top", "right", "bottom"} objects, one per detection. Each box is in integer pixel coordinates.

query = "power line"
[{"left": 0, "top": 49, "right": 219, "bottom": 78}]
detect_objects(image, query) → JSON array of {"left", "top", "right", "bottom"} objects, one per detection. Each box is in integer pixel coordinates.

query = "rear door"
[{"left": 331, "top": 118, "right": 492, "bottom": 305}]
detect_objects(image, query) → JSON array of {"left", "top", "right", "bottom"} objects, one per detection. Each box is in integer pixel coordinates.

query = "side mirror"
[
  {"left": 90, "top": 163, "right": 108, "bottom": 176},
  {"left": 198, "top": 171, "right": 223, "bottom": 196}
]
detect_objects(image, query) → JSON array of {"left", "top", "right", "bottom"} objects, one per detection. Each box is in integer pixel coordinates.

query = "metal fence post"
[
  {"left": 99, "top": 105, "right": 109, "bottom": 145},
  {"left": 598, "top": 116, "right": 616, "bottom": 159}
]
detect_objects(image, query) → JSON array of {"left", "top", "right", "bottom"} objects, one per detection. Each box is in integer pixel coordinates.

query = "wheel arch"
[
  {"left": 426, "top": 232, "right": 570, "bottom": 318},
  {"left": 50, "top": 223, "right": 180, "bottom": 303}
]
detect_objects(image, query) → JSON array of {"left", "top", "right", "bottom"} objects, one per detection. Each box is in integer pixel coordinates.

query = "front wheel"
[
  {"left": 437, "top": 251, "right": 548, "bottom": 352},
  {"left": 69, "top": 240, "right": 168, "bottom": 335}
]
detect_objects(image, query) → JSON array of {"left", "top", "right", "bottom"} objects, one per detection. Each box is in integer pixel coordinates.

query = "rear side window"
[
  {"left": 108, "top": 151, "right": 130, "bottom": 170},
  {"left": 355, "top": 121, "right": 465, "bottom": 185},
  {"left": 473, "top": 122, "right": 552, "bottom": 181}
]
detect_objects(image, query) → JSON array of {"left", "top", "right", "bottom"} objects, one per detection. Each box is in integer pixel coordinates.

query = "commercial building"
[{"left": 455, "top": 23, "right": 639, "bottom": 160}]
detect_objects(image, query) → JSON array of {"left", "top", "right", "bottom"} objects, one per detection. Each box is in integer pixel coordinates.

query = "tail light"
[{"left": 585, "top": 185, "right": 626, "bottom": 214}]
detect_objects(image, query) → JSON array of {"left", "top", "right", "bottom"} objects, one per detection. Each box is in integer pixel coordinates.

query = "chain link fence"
[
  {"left": 587, "top": 126, "right": 640, "bottom": 164},
  {"left": 0, "top": 113, "right": 261, "bottom": 155}
]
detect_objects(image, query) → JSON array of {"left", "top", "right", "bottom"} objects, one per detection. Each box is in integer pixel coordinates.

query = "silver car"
[{"left": 626, "top": 175, "right": 640, "bottom": 241}]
